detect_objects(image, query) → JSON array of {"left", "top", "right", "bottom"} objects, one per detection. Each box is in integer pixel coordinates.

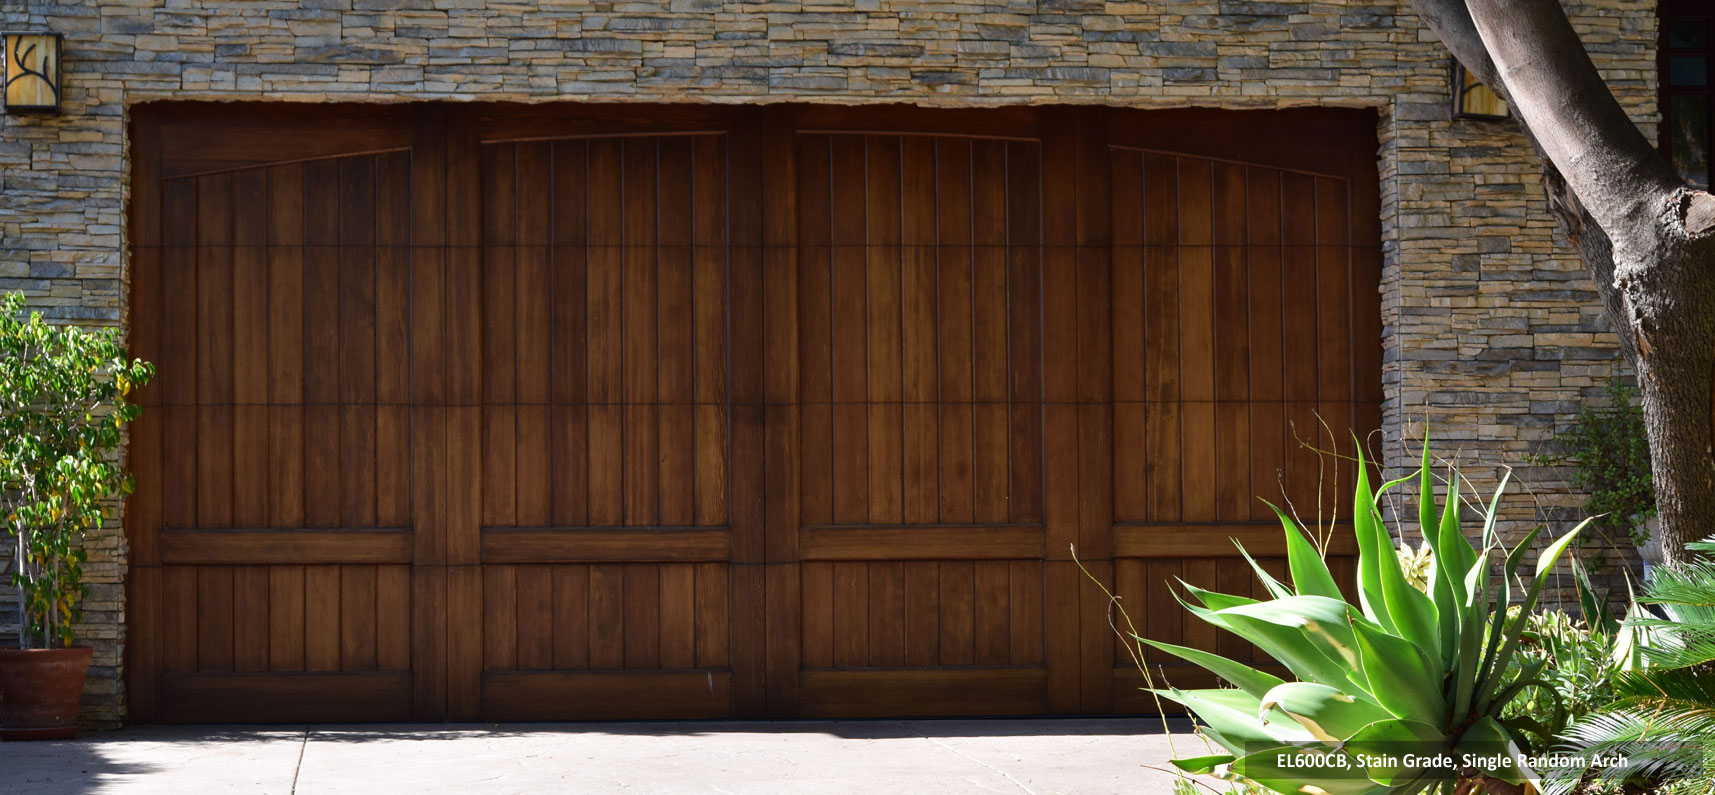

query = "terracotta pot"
[{"left": 0, "top": 646, "right": 91, "bottom": 740}]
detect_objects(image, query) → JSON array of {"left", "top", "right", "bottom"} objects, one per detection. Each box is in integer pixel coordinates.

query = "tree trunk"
[
  {"left": 1627, "top": 229, "right": 1715, "bottom": 563},
  {"left": 1407, "top": 0, "right": 1715, "bottom": 562}
]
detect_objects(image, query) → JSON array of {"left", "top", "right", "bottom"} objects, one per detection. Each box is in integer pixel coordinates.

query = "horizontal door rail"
[
  {"left": 1112, "top": 523, "right": 1358, "bottom": 558},
  {"left": 799, "top": 525, "right": 1046, "bottom": 561},
  {"left": 157, "top": 672, "right": 413, "bottom": 723},
  {"left": 481, "top": 526, "right": 732, "bottom": 563},
  {"left": 482, "top": 671, "right": 732, "bottom": 720},
  {"left": 158, "top": 528, "right": 412, "bottom": 565},
  {"left": 799, "top": 668, "right": 1049, "bottom": 718}
]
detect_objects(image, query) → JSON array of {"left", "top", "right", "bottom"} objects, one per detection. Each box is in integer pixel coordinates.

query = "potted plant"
[{"left": 0, "top": 292, "right": 151, "bottom": 739}]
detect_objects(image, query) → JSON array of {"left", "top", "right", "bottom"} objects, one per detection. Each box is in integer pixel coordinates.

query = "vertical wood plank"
[
  {"left": 484, "top": 565, "right": 518, "bottom": 671},
  {"left": 939, "top": 561, "right": 975, "bottom": 666},
  {"left": 867, "top": 561, "right": 906, "bottom": 667},
  {"left": 624, "top": 564, "right": 662, "bottom": 669},
  {"left": 660, "top": 563, "right": 697, "bottom": 669},
  {"left": 163, "top": 567, "right": 198, "bottom": 674},
  {"left": 197, "top": 566, "right": 234, "bottom": 673},
  {"left": 340, "top": 565, "right": 378, "bottom": 671},
  {"left": 515, "top": 565, "right": 554, "bottom": 670},
  {"left": 800, "top": 562, "right": 834, "bottom": 668},
  {"left": 269, "top": 566, "right": 305, "bottom": 672},
  {"left": 973, "top": 560, "right": 1010, "bottom": 665},
  {"left": 233, "top": 566, "right": 269, "bottom": 673},
  {"left": 552, "top": 565, "right": 591, "bottom": 670},
  {"left": 377, "top": 564, "right": 411, "bottom": 672},
  {"left": 832, "top": 562, "right": 868, "bottom": 667},
  {"left": 516, "top": 404, "right": 550, "bottom": 526},
  {"left": 903, "top": 561, "right": 940, "bottom": 667},
  {"left": 695, "top": 563, "right": 730, "bottom": 668},
  {"left": 304, "top": 565, "right": 341, "bottom": 672},
  {"left": 1009, "top": 560, "right": 1044, "bottom": 665}
]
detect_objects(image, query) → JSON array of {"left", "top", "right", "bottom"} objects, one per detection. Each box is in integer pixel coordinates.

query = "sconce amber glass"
[
  {"left": 4, "top": 32, "right": 61, "bottom": 114},
  {"left": 1453, "top": 62, "right": 1508, "bottom": 120}
]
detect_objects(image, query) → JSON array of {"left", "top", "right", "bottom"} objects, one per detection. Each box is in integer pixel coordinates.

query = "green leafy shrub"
[
  {"left": 0, "top": 293, "right": 152, "bottom": 648},
  {"left": 1153, "top": 442, "right": 1590, "bottom": 794},
  {"left": 1504, "top": 607, "right": 1619, "bottom": 733},
  {"left": 1544, "top": 536, "right": 1715, "bottom": 795},
  {"left": 1532, "top": 379, "right": 1655, "bottom": 549}
]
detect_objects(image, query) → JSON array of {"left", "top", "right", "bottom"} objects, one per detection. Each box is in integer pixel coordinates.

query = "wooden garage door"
[
  {"left": 126, "top": 104, "right": 1378, "bottom": 721},
  {"left": 127, "top": 106, "right": 447, "bottom": 721},
  {"left": 454, "top": 110, "right": 763, "bottom": 720}
]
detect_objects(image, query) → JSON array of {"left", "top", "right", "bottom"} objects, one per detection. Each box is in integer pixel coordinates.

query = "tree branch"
[
  {"left": 1409, "top": 0, "right": 1506, "bottom": 96},
  {"left": 1465, "top": 0, "right": 1682, "bottom": 247},
  {"left": 1407, "top": 0, "right": 1639, "bottom": 356}
]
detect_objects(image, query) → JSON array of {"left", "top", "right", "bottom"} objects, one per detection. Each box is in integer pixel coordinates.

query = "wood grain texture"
[{"left": 129, "top": 102, "right": 1380, "bottom": 722}]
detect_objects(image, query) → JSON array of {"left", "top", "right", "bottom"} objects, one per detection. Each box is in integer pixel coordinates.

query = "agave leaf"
[
  {"left": 1450, "top": 535, "right": 1494, "bottom": 725},
  {"left": 1154, "top": 687, "right": 1314, "bottom": 749},
  {"left": 1269, "top": 500, "right": 1343, "bottom": 601},
  {"left": 1341, "top": 718, "right": 1450, "bottom": 786},
  {"left": 1610, "top": 574, "right": 1667, "bottom": 673},
  {"left": 1354, "top": 446, "right": 1442, "bottom": 657},
  {"left": 1181, "top": 581, "right": 1260, "bottom": 612},
  {"left": 1452, "top": 715, "right": 1537, "bottom": 788},
  {"left": 1168, "top": 754, "right": 1234, "bottom": 775},
  {"left": 1572, "top": 554, "right": 1619, "bottom": 635},
  {"left": 1499, "top": 713, "right": 1557, "bottom": 756},
  {"left": 1351, "top": 449, "right": 1392, "bottom": 630},
  {"left": 1479, "top": 470, "right": 1511, "bottom": 553},
  {"left": 1260, "top": 682, "right": 1394, "bottom": 743},
  {"left": 1215, "top": 596, "right": 1369, "bottom": 690},
  {"left": 1377, "top": 536, "right": 1441, "bottom": 662},
  {"left": 1141, "top": 639, "right": 1284, "bottom": 699},
  {"left": 1417, "top": 439, "right": 1436, "bottom": 559},
  {"left": 1237, "top": 540, "right": 1295, "bottom": 600},
  {"left": 1222, "top": 746, "right": 1392, "bottom": 795},
  {"left": 1474, "top": 525, "right": 1542, "bottom": 709},
  {"left": 1479, "top": 518, "right": 1592, "bottom": 713},
  {"left": 1352, "top": 620, "right": 1446, "bottom": 724},
  {"left": 1424, "top": 466, "right": 1464, "bottom": 668}
]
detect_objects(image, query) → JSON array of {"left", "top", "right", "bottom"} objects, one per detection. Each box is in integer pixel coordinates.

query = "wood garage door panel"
[
  {"left": 478, "top": 137, "right": 731, "bottom": 532},
  {"left": 1102, "top": 123, "right": 1378, "bottom": 708},
  {"left": 151, "top": 152, "right": 416, "bottom": 679},
  {"left": 470, "top": 129, "right": 740, "bottom": 718},
  {"left": 130, "top": 104, "right": 1382, "bottom": 722},
  {"left": 787, "top": 129, "right": 1052, "bottom": 717},
  {"left": 798, "top": 560, "right": 1043, "bottom": 669},
  {"left": 795, "top": 133, "right": 1044, "bottom": 531},
  {"left": 129, "top": 105, "right": 438, "bottom": 722},
  {"left": 1109, "top": 151, "right": 1358, "bottom": 526},
  {"left": 479, "top": 563, "right": 729, "bottom": 672}
]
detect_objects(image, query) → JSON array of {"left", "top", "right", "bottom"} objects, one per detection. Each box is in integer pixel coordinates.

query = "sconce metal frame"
[{"left": 4, "top": 32, "right": 62, "bottom": 114}]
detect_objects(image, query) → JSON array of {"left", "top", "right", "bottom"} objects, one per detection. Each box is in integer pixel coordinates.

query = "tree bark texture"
[{"left": 1407, "top": 0, "right": 1715, "bottom": 564}]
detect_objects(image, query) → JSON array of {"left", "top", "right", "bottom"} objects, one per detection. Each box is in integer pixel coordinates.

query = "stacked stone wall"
[{"left": 0, "top": 0, "right": 1658, "bottom": 726}]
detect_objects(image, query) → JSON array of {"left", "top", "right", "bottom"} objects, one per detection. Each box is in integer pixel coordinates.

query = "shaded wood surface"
[{"left": 127, "top": 103, "right": 1378, "bottom": 721}]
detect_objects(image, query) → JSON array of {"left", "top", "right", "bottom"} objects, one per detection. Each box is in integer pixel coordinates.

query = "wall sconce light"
[
  {"left": 4, "top": 32, "right": 61, "bottom": 114},
  {"left": 1451, "top": 61, "right": 1508, "bottom": 120}
]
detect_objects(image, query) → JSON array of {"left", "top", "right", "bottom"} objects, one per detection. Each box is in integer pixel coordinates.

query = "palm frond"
[
  {"left": 1609, "top": 667, "right": 1715, "bottom": 704},
  {"left": 1640, "top": 561, "right": 1715, "bottom": 608},
  {"left": 1549, "top": 706, "right": 1715, "bottom": 793}
]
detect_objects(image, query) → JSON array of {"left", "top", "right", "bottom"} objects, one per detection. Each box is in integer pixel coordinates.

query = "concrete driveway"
[{"left": 6, "top": 718, "right": 1203, "bottom": 795}]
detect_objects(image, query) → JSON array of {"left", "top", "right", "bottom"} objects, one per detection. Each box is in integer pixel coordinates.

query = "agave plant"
[
  {"left": 1154, "top": 443, "right": 1590, "bottom": 794},
  {"left": 1543, "top": 536, "right": 1715, "bottom": 795}
]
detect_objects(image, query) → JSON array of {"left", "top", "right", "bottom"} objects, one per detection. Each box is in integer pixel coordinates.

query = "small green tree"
[
  {"left": 0, "top": 292, "right": 152, "bottom": 649},
  {"left": 1534, "top": 379, "right": 1656, "bottom": 548}
]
